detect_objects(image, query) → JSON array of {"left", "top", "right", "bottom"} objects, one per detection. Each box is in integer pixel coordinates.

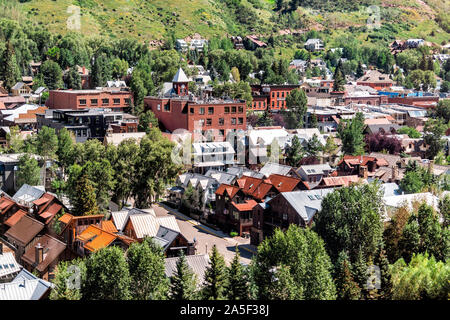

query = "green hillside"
[{"left": 2, "top": 0, "right": 449, "bottom": 44}]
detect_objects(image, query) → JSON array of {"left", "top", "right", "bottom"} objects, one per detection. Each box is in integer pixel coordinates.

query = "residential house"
[
  {"left": 57, "top": 213, "right": 105, "bottom": 250},
  {"left": 0, "top": 250, "right": 21, "bottom": 283},
  {"left": 20, "top": 234, "right": 66, "bottom": 280},
  {"left": 4, "top": 215, "right": 45, "bottom": 260},
  {"left": 192, "top": 141, "right": 236, "bottom": 173},
  {"left": 250, "top": 189, "right": 334, "bottom": 245},
  {"left": 337, "top": 155, "right": 390, "bottom": 178},
  {"left": 11, "top": 82, "right": 32, "bottom": 97},
  {"left": 0, "top": 269, "right": 53, "bottom": 300},
  {"left": 294, "top": 164, "right": 333, "bottom": 187},
  {"left": 304, "top": 39, "right": 324, "bottom": 51},
  {"left": 356, "top": 70, "right": 394, "bottom": 90}
]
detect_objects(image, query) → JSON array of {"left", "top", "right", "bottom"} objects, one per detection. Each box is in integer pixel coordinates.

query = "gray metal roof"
[
  {"left": 156, "top": 226, "right": 180, "bottom": 251},
  {"left": 278, "top": 189, "right": 335, "bottom": 223},
  {"left": 12, "top": 184, "right": 45, "bottom": 204},
  {"left": 259, "top": 162, "right": 293, "bottom": 178},
  {"left": 0, "top": 270, "right": 53, "bottom": 300},
  {"left": 0, "top": 252, "right": 21, "bottom": 279},
  {"left": 165, "top": 254, "right": 210, "bottom": 284}
]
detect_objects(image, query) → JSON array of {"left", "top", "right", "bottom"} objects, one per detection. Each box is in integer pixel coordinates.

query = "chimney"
[{"left": 35, "top": 243, "right": 44, "bottom": 264}]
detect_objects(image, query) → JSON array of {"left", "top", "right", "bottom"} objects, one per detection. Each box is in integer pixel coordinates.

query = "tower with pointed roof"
[{"left": 172, "top": 67, "right": 189, "bottom": 96}]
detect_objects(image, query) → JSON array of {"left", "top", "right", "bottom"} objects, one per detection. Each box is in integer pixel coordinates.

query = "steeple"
[{"left": 172, "top": 67, "right": 189, "bottom": 96}]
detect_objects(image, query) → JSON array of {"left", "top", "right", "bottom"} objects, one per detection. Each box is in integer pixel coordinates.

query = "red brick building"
[
  {"left": 144, "top": 68, "right": 246, "bottom": 134},
  {"left": 250, "top": 84, "right": 301, "bottom": 112},
  {"left": 387, "top": 96, "right": 439, "bottom": 109},
  {"left": 46, "top": 89, "right": 133, "bottom": 111}
]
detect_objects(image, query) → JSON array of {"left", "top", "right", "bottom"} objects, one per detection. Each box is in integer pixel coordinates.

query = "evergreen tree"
[
  {"left": 169, "top": 252, "right": 198, "bottom": 300},
  {"left": 64, "top": 67, "right": 82, "bottom": 89},
  {"left": 82, "top": 246, "right": 131, "bottom": 300},
  {"left": 1, "top": 41, "right": 21, "bottom": 91},
  {"left": 334, "top": 251, "right": 361, "bottom": 300},
  {"left": 127, "top": 238, "right": 169, "bottom": 300},
  {"left": 374, "top": 246, "right": 393, "bottom": 300},
  {"left": 266, "top": 264, "right": 303, "bottom": 300},
  {"left": 72, "top": 174, "right": 100, "bottom": 216},
  {"left": 56, "top": 128, "right": 74, "bottom": 174},
  {"left": 285, "top": 135, "right": 304, "bottom": 167},
  {"left": 332, "top": 60, "right": 345, "bottom": 91},
  {"left": 91, "top": 53, "right": 111, "bottom": 87},
  {"left": 356, "top": 61, "right": 364, "bottom": 79},
  {"left": 226, "top": 248, "right": 249, "bottom": 300},
  {"left": 202, "top": 245, "right": 228, "bottom": 300}
]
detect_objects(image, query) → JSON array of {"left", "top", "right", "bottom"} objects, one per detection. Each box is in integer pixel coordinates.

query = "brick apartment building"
[
  {"left": 144, "top": 68, "right": 247, "bottom": 135},
  {"left": 46, "top": 89, "right": 133, "bottom": 112},
  {"left": 250, "top": 84, "right": 301, "bottom": 112}
]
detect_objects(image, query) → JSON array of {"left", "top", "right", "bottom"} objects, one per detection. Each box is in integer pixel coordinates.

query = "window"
[
  {"left": 164, "top": 104, "right": 170, "bottom": 111},
  {"left": 238, "top": 106, "right": 243, "bottom": 113},
  {"left": 90, "top": 99, "right": 98, "bottom": 105},
  {"left": 102, "top": 98, "right": 109, "bottom": 105},
  {"left": 113, "top": 98, "right": 120, "bottom": 105},
  {"left": 190, "top": 108, "right": 194, "bottom": 114},
  {"left": 79, "top": 99, "right": 87, "bottom": 105},
  {"left": 283, "top": 213, "right": 288, "bottom": 220},
  {"left": 231, "top": 118, "right": 236, "bottom": 125},
  {"left": 198, "top": 119, "right": 205, "bottom": 127},
  {"left": 199, "top": 107, "right": 205, "bottom": 115},
  {"left": 225, "top": 107, "right": 230, "bottom": 114},
  {"left": 157, "top": 104, "right": 161, "bottom": 110},
  {"left": 238, "top": 117, "right": 243, "bottom": 124},
  {"left": 219, "top": 118, "right": 224, "bottom": 126},
  {"left": 125, "top": 98, "right": 131, "bottom": 104},
  {"left": 208, "top": 107, "right": 214, "bottom": 115},
  {"left": 206, "top": 118, "right": 212, "bottom": 126},
  {"left": 231, "top": 106, "right": 236, "bottom": 113}
]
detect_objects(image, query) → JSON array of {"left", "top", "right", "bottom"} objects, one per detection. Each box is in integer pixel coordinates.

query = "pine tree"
[
  {"left": 334, "top": 251, "right": 361, "bottom": 300},
  {"left": 356, "top": 61, "right": 364, "bottom": 78},
  {"left": 202, "top": 245, "right": 228, "bottom": 300},
  {"left": 332, "top": 60, "right": 345, "bottom": 92},
  {"left": 169, "top": 252, "right": 198, "bottom": 300},
  {"left": 226, "top": 247, "right": 248, "bottom": 300},
  {"left": 72, "top": 174, "right": 100, "bottom": 216},
  {"left": 1, "top": 41, "right": 21, "bottom": 91},
  {"left": 374, "top": 246, "right": 393, "bottom": 300}
]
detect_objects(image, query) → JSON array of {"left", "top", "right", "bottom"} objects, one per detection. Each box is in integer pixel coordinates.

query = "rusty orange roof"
[
  {"left": 364, "top": 118, "right": 391, "bottom": 125},
  {"left": 4, "top": 209, "right": 27, "bottom": 227},
  {"left": 76, "top": 225, "right": 117, "bottom": 252},
  {"left": 58, "top": 213, "right": 73, "bottom": 225},
  {"left": 215, "top": 184, "right": 240, "bottom": 198},
  {"left": 33, "top": 193, "right": 53, "bottom": 206},
  {"left": 268, "top": 174, "right": 302, "bottom": 192},
  {"left": 231, "top": 200, "right": 258, "bottom": 212},
  {"left": 101, "top": 220, "right": 118, "bottom": 234},
  {"left": 0, "top": 197, "right": 14, "bottom": 213},
  {"left": 321, "top": 175, "right": 360, "bottom": 187}
]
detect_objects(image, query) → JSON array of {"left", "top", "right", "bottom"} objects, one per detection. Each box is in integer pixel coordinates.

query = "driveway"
[{"left": 155, "top": 203, "right": 256, "bottom": 265}]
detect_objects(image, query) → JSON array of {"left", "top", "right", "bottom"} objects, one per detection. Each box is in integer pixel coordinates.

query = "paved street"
[{"left": 155, "top": 203, "right": 256, "bottom": 265}]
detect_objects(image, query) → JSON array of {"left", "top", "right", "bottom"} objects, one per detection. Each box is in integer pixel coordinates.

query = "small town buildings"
[
  {"left": 4, "top": 215, "right": 45, "bottom": 260},
  {"left": 45, "top": 88, "right": 133, "bottom": 112},
  {"left": 337, "top": 155, "right": 390, "bottom": 178},
  {"left": 57, "top": 213, "right": 105, "bottom": 250},
  {"left": 37, "top": 108, "right": 138, "bottom": 143},
  {"left": 0, "top": 155, "right": 44, "bottom": 194},
  {"left": 11, "top": 82, "right": 32, "bottom": 97},
  {"left": 165, "top": 254, "right": 210, "bottom": 285},
  {"left": 356, "top": 70, "right": 394, "bottom": 90},
  {"left": 192, "top": 141, "right": 236, "bottom": 173},
  {"left": 21, "top": 234, "right": 66, "bottom": 280},
  {"left": 144, "top": 68, "right": 246, "bottom": 134},
  {"left": 0, "top": 269, "right": 53, "bottom": 300},
  {"left": 250, "top": 84, "right": 301, "bottom": 112},
  {"left": 304, "top": 39, "right": 324, "bottom": 51},
  {"left": 259, "top": 162, "right": 294, "bottom": 178},
  {"left": 75, "top": 224, "right": 133, "bottom": 256},
  {"left": 103, "top": 131, "right": 146, "bottom": 146},
  {"left": 250, "top": 189, "right": 334, "bottom": 245},
  {"left": 294, "top": 164, "right": 333, "bottom": 186}
]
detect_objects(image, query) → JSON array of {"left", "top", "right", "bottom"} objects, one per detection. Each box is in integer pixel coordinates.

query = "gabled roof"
[
  {"left": 172, "top": 67, "right": 189, "bottom": 83},
  {"left": 1, "top": 273, "right": 53, "bottom": 300},
  {"left": 165, "top": 254, "right": 210, "bottom": 284},
  {"left": 0, "top": 196, "right": 16, "bottom": 215},
  {"left": 12, "top": 184, "right": 45, "bottom": 205},
  {"left": 111, "top": 208, "right": 155, "bottom": 232},
  {"left": 259, "top": 162, "right": 293, "bottom": 178},
  {"left": 4, "top": 209, "right": 28, "bottom": 228},
  {"left": 215, "top": 184, "right": 240, "bottom": 198},
  {"left": 267, "top": 174, "right": 302, "bottom": 192},
  {"left": 100, "top": 220, "right": 118, "bottom": 234},
  {"left": 320, "top": 175, "right": 360, "bottom": 187},
  {"left": 21, "top": 234, "right": 66, "bottom": 273},
  {"left": 5, "top": 215, "right": 44, "bottom": 246},
  {"left": 231, "top": 199, "right": 258, "bottom": 212},
  {"left": 276, "top": 189, "right": 335, "bottom": 223},
  {"left": 76, "top": 225, "right": 118, "bottom": 252},
  {"left": 155, "top": 226, "right": 180, "bottom": 251}
]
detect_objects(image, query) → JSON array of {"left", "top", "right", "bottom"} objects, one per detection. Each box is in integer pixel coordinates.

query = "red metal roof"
[{"left": 215, "top": 184, "right": 240, "bottom": 198}]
